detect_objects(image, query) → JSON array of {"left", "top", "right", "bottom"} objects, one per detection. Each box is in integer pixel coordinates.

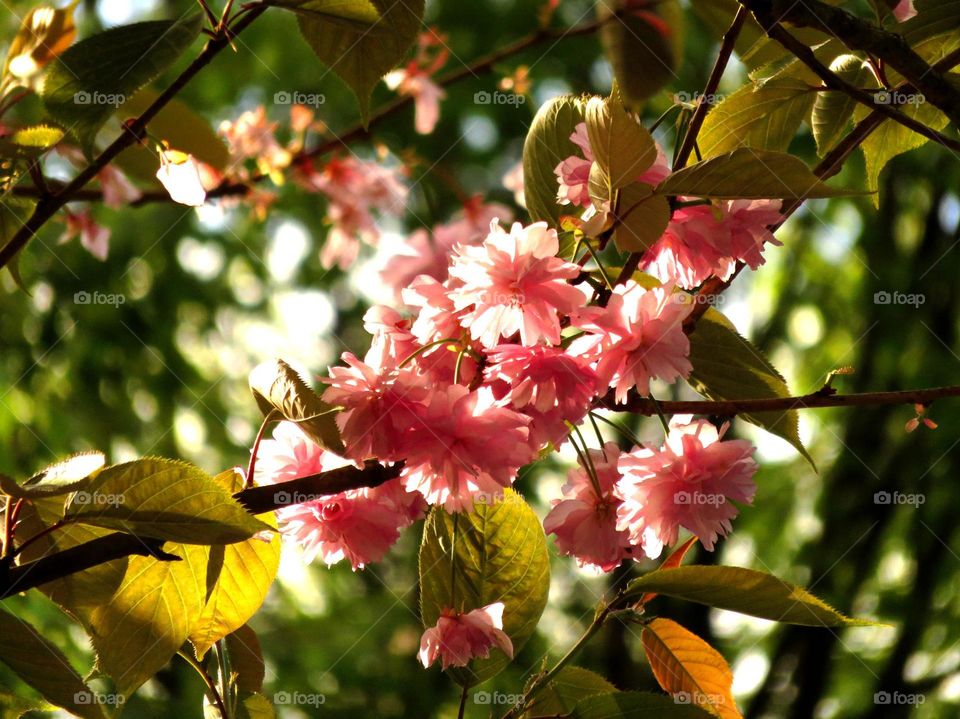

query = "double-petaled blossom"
[
  {"left": 448, "top": 220, "right": 586, "bottom": 347},
  {"left": 59, "top": 209, "right": 109, "bottom": 260},
  {"left": 643, "top": 199, "right": 782, "bottom": 289},
  {"left": 384, "top": 29, "right": 449, "bottom": 135},
  {"left": 418, "top": 602, "right": 513, "bottom": 670},
  {"left": 616, "top": 417, "right": 758, "bottom": 552},
  {"left": 401, "top": 385, "right": 531, "bottom": 511},
  {"left": 484, "top": 344, "right": 600, "bottom": 449},
  {"left": 254, "top": 422, "right": 426, "bottom": 570},
  {"left": 569, "top": 281, "right": 693, "bottom": 403},
  {"left": 321, "top": 345, "right": 429, "bottom": 462},
  {"left": 544, "top": 442, "right": 656, "bottom": 571},
  {"left": 156, "top": 149, "right": 207, "bottom": 207}
]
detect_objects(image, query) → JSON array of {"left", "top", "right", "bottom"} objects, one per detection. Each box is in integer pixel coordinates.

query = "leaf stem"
[{"left": 178, "top": 650, "right": 230, "bottom": 719}]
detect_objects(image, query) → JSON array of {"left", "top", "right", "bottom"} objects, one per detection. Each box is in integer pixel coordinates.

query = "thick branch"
[
  {"left": 739, "top": 0, "right": 960, "bottom": 126},
  {"left": 602, "top": 385, "right": 960, "bottom": 416},
  {"left": 0, "top": 6, "right": 268, "bottom": 271}
]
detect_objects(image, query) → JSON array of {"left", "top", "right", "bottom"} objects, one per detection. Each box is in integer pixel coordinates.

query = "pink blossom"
[
  {"left": 156, "top": 149, "right": 207, "bottom": 207},
  {"left": 893, "top": 0, "right": 917, "bottom": 21},
  {"left": 569, "top": 123, "right": 594, "bottom": 161},
  {"left": 484, "top": 344, "right": 600, "bottom": 449},
  {"left": 555, "top": 155, "right": 593, "bottom": 207},
  {"left": 385, "top": 69, "right": 445, "bottom": 134},
  {"left": 569, "top": 281, "right": 693, "bottom": 403},
  {"left": 418, "top": 602, "right": 514, "bottom": 670},
  {"left": 502, "top": 160, "right": 526, "bottom": 207},
  {"left": 616, "top": 417, "right": 758, "bottom": 552},
  {"left": 401, "top": 385, "right": 531, "bottom": 511},
  {"left": 544, "top": 442, "right": 655, "bottom": 571},
  {"left": 363, "top": 305, "right": 418, "bottom": 364},
  {"left": 59, "top": 209, "right": 109, "bottom": 260},
  {"left": 98, "top": 165, "right": 141, "bottom": 209},
  {"left": 723, "top": 199, "right": 783, "bottom": 270},
  {"left": 448, "top": 220, "right": 586, "bottom": 347},
  {"left": 218, "top": 106, "right": 290, "bottom": 172},
  {"left": 254, "top": 422, "right": 425, "bottom": 570},
  {"left": 322, "top": 349, "right": 428, "bottom": 462}
]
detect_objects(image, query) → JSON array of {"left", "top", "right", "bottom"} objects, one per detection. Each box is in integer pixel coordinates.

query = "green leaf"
[
  {"left": 688, "top": 310, "right": 813, "bottom": 466},
  {"left": 189, "top": 470, "right": 281, "bottom": 657},
  {"left": 696, "top": 79, "right": 816, "bottom": 158},
  {"left": 267, "top": 0, "right": 381, "bottom": 28},
  {"left": 522, "top": 666, "right": 616, "bottom": 718},
  {"left": 597, "top": 0, "right": 683, "bottom": 108},
  {"left": 625, "top": 566, "right": 872, "bottom": 627},
  {"left": 0, "top": 690, "right": 45, "bottom": 718},
  {"left": 249, "top": 358, "right": 344, "bottom": 453},
  {"left": 811, "top": 55, "right": 876, "bottom": 156},
  {"left": 296, "top": 0, "right": 423, "bottom": 124},
  {"left": 64, "top": 457, "right": 272, "bottom": 544},
  {"left": 523, "top": 95, "right": 586, "bottom": 226},
  {"left": 585, "top": 94, "right": 657, "bottom": 191},
  {"left": 419, "top": 489, "right": 550, "bottom": 687},
  {"left": 613, "top": 183, "right": 670, "bottom": 254},
  {"left": 40, "top": 14, "right": 203, "bottom": 154},
  {"left": 0, "top": 608, "right": 105, "bottom": 719},
  {"left": 658, "top": 148, "right": 858, "bottom": 200},
  {"left": 902, "top": 0, "right": 960, "bottom": 63},
  {"left": 569, "top": 691, "right": 715, "bottom": 718},
  {"left": 86, "top": 541, "right": 209, "bottom": 696},
  {"left": 112, "top": 87, "right": 230, "bottom": 183},
  {"left": 0, "top": 450, "right": 105, "bottom": 499},
  {"left": 9, "top": 124, "right": 65, "bottom": 150},
  {"left": 854, "top": 99, "right": 949, "bottom": 205},
  {"left": 236, "top": 693, "right": 276, "bottom": 719},
  {"left": 224, "top": 624, "right": 266, "bottom": 694},
  {"left": 0, "top": 198, "right": 37, "bottom": 290}
]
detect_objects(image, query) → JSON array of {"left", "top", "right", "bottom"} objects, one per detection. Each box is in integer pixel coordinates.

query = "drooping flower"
[
  {"left": 569, "top": 281, "right": 693, "bottom": 403},
  {"left": 555, "top": 155, "right": 593, "bottom": 208},
  {"left": 544, "top": 442, "right": 657, "bottom": 571},
  {"left": 484, "top": 344, "right": 600, "bottom": 449},
  {"left": 893, "top": 0, "right": 917, "bottom": 22},
  {"left": 321, "top": 348, "right": 428, "bottom": 462},
  {"left": 254, "top": 421, "right": 426, "bottom": 570},
  {"left": 59, "top": 209, "right": 109, "bottom": 260},
  {"left": 156, "top": 149, "right": 207, "bottom": 207},
  {"left": 418, "top": 602, "right": 514, "bottom": 670},
  {"left": 99, "top": 164, "right": 142, "bottom": 209},
  {"left": 401, "top": 385, "right": 531, "bottom": 511},
  {"left": 616, "top": 417, "right": 758, "bottom": 552},
  {"left": 448, "top": 220, "right": 586, "bottom": 347}
]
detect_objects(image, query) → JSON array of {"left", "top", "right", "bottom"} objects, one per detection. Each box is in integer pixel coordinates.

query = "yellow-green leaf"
[
  {"left": 570, "top": 691, "right": 715, "bottom": 718},
  {"left": 0, "top": 450, "right": 104, "bottom": 499},
  {"left": 614, "top": 183, "right": 670, "bottom": 254},
  {"left": 1, "top": 3, "right": 77, "bottom": 95},
  {"left": 641, "top": 618, "right": 741, "bottom": 719},
  {"left": 522, "top": 666, "right": 616, "bottom": 718},
  {"left": 523, "top": 95, "right": 587, "bottom": 226},
  {"left": 585, "top": 94, "right": 657, "bottom": 191},
  {"left": 64, "top": 458, "right": 271, "bottom": 545},
  {"left": 626, "top": 566, "right": 871, "bottom": 627},
  {"left": 811, "top": 55, "right": 876, "bottom": 156}
]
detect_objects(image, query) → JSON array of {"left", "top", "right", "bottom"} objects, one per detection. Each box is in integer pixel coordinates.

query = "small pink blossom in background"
[
  {"left": 893, "top": 0, "right": 917, "bottom": 22},
  {"left": 635, "top": 142, "right": 671, "bottom": 186},
  {"left": 380, "top": 197, "right": 512, "bottom": 301},
  {"left": 255, "top": 422, "right": 425, "bottom": 570},
  {"left": 544, "top": 442, "right": 654, "bottom": 571},
  {"left": 418, "top": 602, "right": 514, "bottom": 670},
  {"left": 322, "top": 347, "right": 428, "bottom": 463},
  {"left": 616, "top": 416, "right": 758, "bottom": 552},
  {"left": 384, "top": 29, "right": 450, "bottom": 135},
  {"left": 484, "top": 344, "right": 600, "bottom": 449},
  {"left": 448, "top": 220, "right": 586, "bottom": 347},
  {"left": 643, "top": 199, "right": 782, "bottom": 289},
  {"left": 98, "top": 164, "right": 141, "bottom": 209},
  {"left": 156, "top": 149, "right": 207, "bottom": 207},
  {"left": 218, "top": 106, "right": 291, "bottom": 174},
  {"left": 401, "top": 385, "right": 531, "bottom": 511},
  {"left": 570, "top": 281, "right": 693, "bottom": 403},
  {"left": 59, "top": 209, "right": 109, "bottom": 260},
  {"left": 502, "top": 160, "right": 526, "bottom": 207}
]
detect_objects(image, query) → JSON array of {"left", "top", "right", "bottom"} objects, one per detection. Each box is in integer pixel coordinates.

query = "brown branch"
[
  {"left": 10, "top": 15, "right": 609, "bottom": 209},
  {"left": 0, "top": 5, "right": 268, "bottom": 272},
  {"left": 738, "top": 0, "right": 960, "bottom": 126},
  {"left": 601, "top": 385, "right": 960, "bottom": 416}
]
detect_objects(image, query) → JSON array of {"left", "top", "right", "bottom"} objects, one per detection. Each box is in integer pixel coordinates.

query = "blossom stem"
[
  {"left": 458, "top": 685, "right": 469, "bottom": 719},
  {"left": 589, "top": 412, "right": 643, "bottom": 449},
  {"left": 567, "top": 423, "right": 603, "bottom": 499},
  {"left": 398, "top": 338, "right": 462, "bottom": 368},
  {"left": 178, "top": 650, "right": 230, "bottom": 719},
  {"left": 647, "top": 394, "right": 671, "bottom": 434},
  {"left": 245, "top": 409, "right": 281, "bottom": 489},
  {"left": 581, "top": 238, "right": 614, "bottom": 291}
]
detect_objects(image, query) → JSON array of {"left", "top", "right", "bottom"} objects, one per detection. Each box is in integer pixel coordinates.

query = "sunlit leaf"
[
  {"left": 522, "top": 666, "right": 616, "bottom": 718},
  {"left": 523, "top": 95, "right": 586, "bottom": 226},
  {"left": 0, "top": 450, "right": 104, "bottom": 499}
]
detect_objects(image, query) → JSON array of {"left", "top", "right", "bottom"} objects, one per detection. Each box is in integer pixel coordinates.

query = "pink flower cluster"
[
  {"left": 545, "top": 417, "right": 758, "bottom": 570},
  {"left": 419, "top": 602, "right": 513, "bottom": 670},
  {"left": 316, "top": 219, "right": 699, "bottom": 513}
]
